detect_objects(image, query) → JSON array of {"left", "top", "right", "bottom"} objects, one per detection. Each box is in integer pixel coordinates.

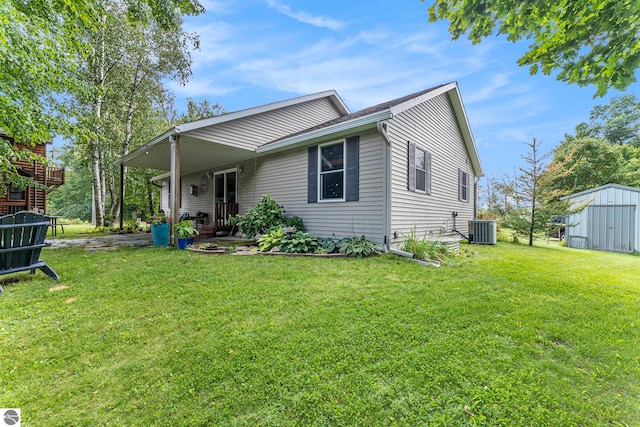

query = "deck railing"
[
  {"left": 214, "top": 202, "right": 238, "bottom": 232},
  {"left": 1, "top": 205, "right": 28, "bottom": 216},
  {"left": 46, "top": 167, "right": 65, "bottom": 186}
]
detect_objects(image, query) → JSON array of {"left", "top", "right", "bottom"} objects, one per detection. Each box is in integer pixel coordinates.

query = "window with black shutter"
[{"left": 308, "top": 136, "right": 359, "bottom": 203}]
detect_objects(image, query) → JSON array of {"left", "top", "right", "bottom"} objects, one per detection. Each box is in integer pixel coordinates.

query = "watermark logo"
[{"left": 1, "top": 409, "right": 20, "bottom": 427}]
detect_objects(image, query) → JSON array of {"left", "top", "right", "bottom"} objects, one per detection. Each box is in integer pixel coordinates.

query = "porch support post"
[
  {"left": 169, "top": 134, "right": 181, "bottom": 246},
  {"left": 119, "top": 163, "right": 124, "bottom": 230}
]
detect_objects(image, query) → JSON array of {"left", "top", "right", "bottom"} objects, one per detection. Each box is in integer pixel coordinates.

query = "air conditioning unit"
[{"left": 468, "top": 220, "right": 497, "bottom": 245}]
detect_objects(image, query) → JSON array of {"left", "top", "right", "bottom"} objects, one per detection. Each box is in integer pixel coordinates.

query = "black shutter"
[
  {"left": 346, "top": 136, "right": 359, "bottom": 201},
  {"left": 407, "top": 141, "right": 416, "bottom": 191},
  {"left": 308, "top": 146, "right": 318, "bottom": 203},
  {"left": 426, "top": 151, "right": 432, "bottom": 195}
]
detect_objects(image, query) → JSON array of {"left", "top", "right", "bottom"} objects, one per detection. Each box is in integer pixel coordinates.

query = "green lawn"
[
  {"left": 1, "top": 244, "right": 639, "bottom": 426},
  {"left": 46, "top": 223, "right": 114, "bottom": 239}
]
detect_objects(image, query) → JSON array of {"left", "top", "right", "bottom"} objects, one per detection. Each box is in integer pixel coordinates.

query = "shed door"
[{"left": 587, "top": 205, "right": 636, "bottom": 253}]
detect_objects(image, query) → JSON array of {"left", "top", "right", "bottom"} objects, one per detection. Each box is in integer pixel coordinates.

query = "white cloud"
[{"left": 266, "top": 0, "right": 345, "bottom": 30}]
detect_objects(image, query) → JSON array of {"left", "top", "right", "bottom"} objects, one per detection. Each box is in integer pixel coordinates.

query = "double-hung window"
[
  {"left": 459, "top": 169, "right": 469, "bottom": 202},
  {"left": 308, "top": 136, "right": 359, "bottom": 203},
  {"left": 319, "top": 141, "right": 345, "bottom": 201},
  {"left": 8, "top": 186, "right": 25, "bottom": 200},
  {"left": 407, "top": 141, "right": 431, "bottom": 195}
]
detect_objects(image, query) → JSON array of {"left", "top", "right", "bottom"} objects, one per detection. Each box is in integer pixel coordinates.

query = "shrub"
[
  {"left": 231, "top": 195, "right": 303, "bottom": 239},
  {"left": 279, "top": 231, "right": 320, "bottom": 254},
  {"left": 337, "top": 236, "right": 381, "bottom": 258}
]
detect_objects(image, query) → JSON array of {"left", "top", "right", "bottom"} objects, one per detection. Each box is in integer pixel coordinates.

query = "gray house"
[
  {"left": 562, "top": 184, "right": 640, "bottom": 253},
  {"left": 117, "top": 82, "right": 484, "bottom": 247}
]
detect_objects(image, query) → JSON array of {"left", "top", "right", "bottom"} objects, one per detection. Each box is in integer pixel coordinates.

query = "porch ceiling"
[{"left": 122, "top": 135, "right": 255, "bottom": 174}]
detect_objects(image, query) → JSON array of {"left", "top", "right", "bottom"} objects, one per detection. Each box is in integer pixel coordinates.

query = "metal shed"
[{"left": 561, "top": 184, "right": 640, "bottom": 253}]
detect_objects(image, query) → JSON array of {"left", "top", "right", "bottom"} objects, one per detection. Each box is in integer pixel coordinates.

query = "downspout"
[
  {"left": 474, "top": 177, "right": 479, "bottom": 219},
  {"left": 377, "top": 120, "right": 392, "bottom": 253},
  {"left": 169, "top": 129, "right": 181, "bottom": 246}
]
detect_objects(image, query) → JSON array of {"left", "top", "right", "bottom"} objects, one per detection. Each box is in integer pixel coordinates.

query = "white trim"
[
  {"left": 150, "top": 172, "right": 171, "bottom": 182},
  {"left": 390, "top": 82, "right": 457, "bottom": 116},
  {"left": 179, "top": 91, "right": 349, "bottom": 134},
  {"left": 447, "top": 87, "right": 483, "bottom": 177},
  {"left": 257, "top": 110, "right": 392, "bottom": 154},
  {"left": 318, "top": 139, "right": 346, "bottom": 202}
]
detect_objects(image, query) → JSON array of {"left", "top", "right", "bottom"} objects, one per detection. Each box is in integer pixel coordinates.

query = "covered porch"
[{"left": 116, "top": 126, "right": 256, "bottom": 245}]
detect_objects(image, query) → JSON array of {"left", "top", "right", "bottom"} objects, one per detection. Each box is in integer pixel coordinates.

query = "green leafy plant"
[
  {"left": 122, "top": 220, "right": 139, "bottom": 233},
  {"left": 337, "top": 236, "right": 381, "bottom": 258},
  {"left": 401, "top": 228, "right": 454, "bottom": 262},
  {"left": 230, "top": 195, "right": 304, "bottom": 239},
  {"left": 279, "top": 231, "right": 320, "bottom": 254},
  {"left": 257, "top": 228, "right": 285, "bottom": 252},
  {"left": 174, "top": 220, "right": 199, "bottom": 239},
  {"left": 319, "top": 237, "right": 338, "bottom": 253}
]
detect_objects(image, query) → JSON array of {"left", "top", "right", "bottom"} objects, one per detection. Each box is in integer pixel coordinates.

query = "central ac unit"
[{"left": 468, "top": 220, "right": 497, "bottom": 245}]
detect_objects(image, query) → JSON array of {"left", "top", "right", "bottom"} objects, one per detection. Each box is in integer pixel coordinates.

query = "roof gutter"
[
  {"left": 115, "top": 126, "right": 182, "bottom": 166},
  {"left": 257, "top": 110, "right": 393, "bottom": 154}
]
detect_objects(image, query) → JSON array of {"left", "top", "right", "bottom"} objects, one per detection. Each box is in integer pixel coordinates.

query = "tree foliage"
[
  {"left": 0, "top": 0, "right": 203, "bottom": 194},
  {"left": 578, "top": 95, "right": 640, "bottom": 146},
  {"left": 425, "top": 0, "right": 640, "bottom": 96},
  {"left": 542, "top": 95, "right": 640, "bottom": 199}
]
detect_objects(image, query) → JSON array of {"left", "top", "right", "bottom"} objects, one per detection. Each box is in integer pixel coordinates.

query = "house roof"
[
  {"left": 261, "top": 84, "right": 450, "bottom": 147},
  {"left": 117, "top": 90, "right": 349, "bottom": 170},
  {"left": 257, "top": 82, "right": 484, "bottom": 177},
  {"left": 118, "top": 82, "right": 483, "bottom": 177},
  {"left": 560, "top": 183, "right": 640, "bottom": 200}
]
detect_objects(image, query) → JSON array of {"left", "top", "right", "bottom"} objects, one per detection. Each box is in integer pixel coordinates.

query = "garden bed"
[{"left": 185, "top": 247, "right": 229, "bottom": 255}]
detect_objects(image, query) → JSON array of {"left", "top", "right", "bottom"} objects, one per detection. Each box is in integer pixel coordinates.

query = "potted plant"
[
  {"left": 149, "top": 214, "right": 170, "bottom": 247},
  {"left": 175, "top": 219, "right": 199, "bottom": 249}
]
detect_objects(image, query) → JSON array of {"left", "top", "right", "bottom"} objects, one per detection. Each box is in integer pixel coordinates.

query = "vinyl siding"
[
  {"left": 160, "top": 182, "right": 169, "bottom": 214},
  {"left": 389, "top": 93, "right": 475, "bottom": 246},
  {"left": 238, "top": 129, "right": 386, "bottom": 244},
  {"left": 185, "top": 97, "right": 343, "bottom": 151}
]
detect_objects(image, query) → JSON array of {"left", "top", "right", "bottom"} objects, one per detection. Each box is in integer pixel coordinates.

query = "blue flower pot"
[
  {"left": 177, "top": 237, "right": 194, "bottom": 250},
  {"left": 150, "top": 223, "right": 169, "bottom": 247}
]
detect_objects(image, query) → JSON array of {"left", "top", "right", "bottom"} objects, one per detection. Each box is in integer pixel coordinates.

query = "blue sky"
[{"left": 168, "top": 0, "right": 639, "bottom": 182}]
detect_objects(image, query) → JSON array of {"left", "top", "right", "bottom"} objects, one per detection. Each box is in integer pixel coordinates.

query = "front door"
[
  {"left": 214, "top": 169, "right": 237, "bottom": 204},
  {"left": 213, "top": 169, "right": 238, "bottom": 232}
]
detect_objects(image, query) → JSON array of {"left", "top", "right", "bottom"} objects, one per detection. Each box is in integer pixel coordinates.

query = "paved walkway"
[{"left": 48, "top": 233, "right": 254, "bottom": 252}]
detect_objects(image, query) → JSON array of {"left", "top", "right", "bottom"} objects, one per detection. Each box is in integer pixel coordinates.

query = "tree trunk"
[{"left": 91, "top": 17, "right": 107, "bottom": 227}]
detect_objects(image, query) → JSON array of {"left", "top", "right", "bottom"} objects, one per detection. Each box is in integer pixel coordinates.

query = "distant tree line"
[{"left": 481, "top": 95, "right": 640, "bottom": 245}]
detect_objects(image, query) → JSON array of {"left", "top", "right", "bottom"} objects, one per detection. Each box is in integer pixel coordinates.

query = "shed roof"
[{"left": 560, "top": 183, "right": 640, "bottom": 200}]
